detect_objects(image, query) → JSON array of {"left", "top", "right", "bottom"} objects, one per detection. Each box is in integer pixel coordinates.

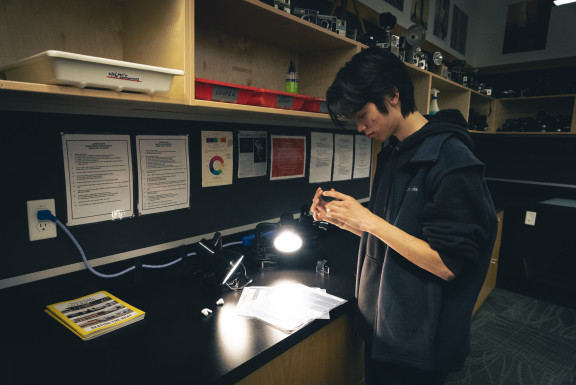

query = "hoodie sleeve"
[{"left": 421, "top": 166, "right": 494, "bottom": 276}]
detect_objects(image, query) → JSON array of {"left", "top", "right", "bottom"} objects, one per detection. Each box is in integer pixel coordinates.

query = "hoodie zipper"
[{"left": 384, "top": 145, "right": 400, "bottom": 223}]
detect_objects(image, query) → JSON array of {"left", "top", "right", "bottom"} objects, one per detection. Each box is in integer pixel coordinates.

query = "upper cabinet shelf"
[
  {"left": 195, "top": 0, "right": 359, "bottom": 53},
  {"left": 193, "top": 0, "right": 362, "bottom": 110},
  {"left": 0, "top": 0, "right": 190, "bottom": 103},
  {"left": 0, "top": 0, "right": 574, "bottom": 133},
  {"left": 489, "top": 94, "right": 576, "bottom": 134},
  {"left": 0, "top": 0, "right": 362, "bottom": 124},
  {"left": 405, "top": 63, "right": 476, "bottom": 121}
]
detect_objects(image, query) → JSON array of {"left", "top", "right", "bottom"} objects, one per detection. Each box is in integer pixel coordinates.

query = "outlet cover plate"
[
  {"left": 524, "top": 211, "right": 537, "bottom": 226},
  {"left": 27, "top": 199, "right": 57, "bottom": 241}
]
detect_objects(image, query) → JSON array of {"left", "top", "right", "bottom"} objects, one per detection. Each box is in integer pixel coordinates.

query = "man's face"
[{"left": 353, "top": 102, "right": 399, "bottom": 142}]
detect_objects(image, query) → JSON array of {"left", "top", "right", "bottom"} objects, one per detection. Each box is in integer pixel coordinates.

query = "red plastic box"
[
  {"left": 302, "top": 98, "right": 328, "bottom": 114},
  {"left": 195, "top": 78, "right": 257, "bottom": 104},
  {"left": 247, "top": 88, "right": 309, "bottom": 111}
]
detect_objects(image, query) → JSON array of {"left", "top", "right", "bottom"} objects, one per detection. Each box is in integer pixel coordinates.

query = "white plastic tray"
[{"left": 0, "top": 50, "right": 184, "bottom": 94}]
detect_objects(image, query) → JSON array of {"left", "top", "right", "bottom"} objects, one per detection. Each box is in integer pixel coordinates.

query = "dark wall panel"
[{"left": 3, "top": 111, "right": 369, "bottom": 280}]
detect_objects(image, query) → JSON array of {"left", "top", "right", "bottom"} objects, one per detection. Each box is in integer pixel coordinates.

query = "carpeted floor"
[{"left": 446, "top": 288, "right": 576, "bottom": 385}]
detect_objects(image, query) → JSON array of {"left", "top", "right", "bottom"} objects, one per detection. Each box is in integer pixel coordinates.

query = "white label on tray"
[
  {"left": 276, "top": 95, "right": 294, "bottom": 109},
  {"left": 106, "top": 71, "right": 142, "bottom": 82},
  {"left": 319, "top": 101, "right": 328, "bottom": 113},
  {"left": 212, "top": 85, "right": 239, "bottom": 103}
]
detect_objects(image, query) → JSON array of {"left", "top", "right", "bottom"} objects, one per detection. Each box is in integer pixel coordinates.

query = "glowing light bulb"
[{"left": 273, "top": 228, "right": 303, "bottom": 253}]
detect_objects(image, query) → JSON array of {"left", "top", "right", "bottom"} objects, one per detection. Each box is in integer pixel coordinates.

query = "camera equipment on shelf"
[
  {"left": 431, "top": 51, "right": 449, "bottom": 78},
  {"left": 498, "top": 114, "right": 572, "bottom": 133},
  {"left": 293, "top": 7, "right": 337, "bottom": 32},
  {"left": 468, "top": 109, "right": 489, "bottom": 131},
  {"left": 405, "top": 24, "right": 426, "bottom": 67},
  {"left": 390, "top": 35, "right": 401, "bottom": 57},
  {"left": 378, "top": 12, "right": 397, "bottom": 50},
  {"left": 293, "top": 7, "right": 318, "bottom": 22},
  {"left": 274, "top": 0, "right": 290, "bottom": 13},
  {"left": 317, "top": 14, "right": 337, "bottom": 31},
  {"left": 448, "top": 59, "right": 468, "bottom": 86}
]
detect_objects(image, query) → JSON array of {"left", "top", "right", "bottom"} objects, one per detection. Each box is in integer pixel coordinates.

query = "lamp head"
[
  {"left": 273, "top": 227, "right": 303, "bottom": 253},
  {"left": 252, "top": 212, "right": 311, "bottom": 270}
]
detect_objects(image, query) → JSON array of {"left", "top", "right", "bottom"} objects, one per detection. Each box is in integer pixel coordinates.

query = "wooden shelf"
[
  {"left": 0, "top": 0, "right": 361, "bottom": 125},
  {"left": 0, "top": 80, "right": 184, "bottom": 105},
  {"left": 492, "top": 95, "right": 576, "bottom": 134},
  {"left": 196, "top": 0, "right": 359, "bottom": 53},
  {"left": 0, "top": 0, "right": 574, "bottom": 134},
  {"left": 0, "top": 82, "right": 335, "bottom": 129},
  {"left": 194, "top": 0, "right": 362, "bottom": 101}
]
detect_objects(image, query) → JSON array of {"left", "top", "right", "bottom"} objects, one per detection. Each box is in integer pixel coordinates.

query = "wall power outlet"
[
  {"left": 27, "top": 199, "right": 57, "bottom": 241},
  {"left": 524, "top": 211, "right": 537, "bottom": 226}
]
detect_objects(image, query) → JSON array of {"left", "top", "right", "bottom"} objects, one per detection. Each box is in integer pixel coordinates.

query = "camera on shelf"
[
  {"left": 390, "top": 35, "right": 400, "bottom": 56},
  {"left": 498, "top": 114, "right": 572, "bottom": 133},
  {"left": 447, "top": 60, "right": 471, "bottom": 88},
  {"left": 293, "top": 8, "right": 337, "bottom": 32},
  {"left": 474, "top": 82, "right": 492, "bottom": 96},
  {"left": 293, "top": 7, "right": 318, "bottom": 23},
  {"left": 260, "top": 0, "right": 290, "bottom": 13},
  {"left": 317, "top": 15, "right": 337, "bottom": 32},
  {"left": 468, "top": 109, "right": 489, "bottom": 131},
  {"left": 275, "top": 0, "right": 290, "bottom": 13},
  {"left": 417, "top": 50, "right": 428, "bottom": 71},
  {"left": 378, "top": 12, "right": 397, "bottom": 51}
]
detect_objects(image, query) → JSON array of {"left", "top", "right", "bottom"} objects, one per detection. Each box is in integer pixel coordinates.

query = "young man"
[{"left": 311, "top": 47, "right": 497, "bottom": 385}]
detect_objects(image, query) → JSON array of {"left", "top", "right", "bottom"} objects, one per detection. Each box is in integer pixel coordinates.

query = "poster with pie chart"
[{"left": 201, "top": 131, "right": 233, "bottom": 187}]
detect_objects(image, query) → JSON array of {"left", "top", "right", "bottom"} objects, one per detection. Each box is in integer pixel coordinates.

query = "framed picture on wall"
[
  {"left": 502, "top": 0, "right": 551, "bottom": 54},
  {"left": 450, "top": 4, "right": 468, "bottom": 55},
  {"left": 411, "top": 0, "right": 430, "bottom": 29},
  {"left": 383, "top": 0, "right": 404, "bottom": 12},
  {"left": 433, "top": 0, "right": 450, "bottom": 40}
]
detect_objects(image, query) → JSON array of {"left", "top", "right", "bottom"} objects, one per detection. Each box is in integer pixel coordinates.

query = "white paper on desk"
[
  {"left": 236, "top": 285, "right": 329, "bottom": 318},
  {"left": 235, "top": 285, "right": 346, "bottom": 333}
]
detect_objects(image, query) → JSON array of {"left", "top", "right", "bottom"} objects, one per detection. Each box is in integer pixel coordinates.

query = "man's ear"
[{"left": 385, "top": 90, "right": 400, "bottom": 106}]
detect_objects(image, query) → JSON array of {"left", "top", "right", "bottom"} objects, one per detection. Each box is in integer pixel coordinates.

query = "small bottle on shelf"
[
  {"left": 285, "top": 59, "right": 298, "bottom": 94},
  {"left": 429, "top": 88, "right": 440, "bottom": 115}
]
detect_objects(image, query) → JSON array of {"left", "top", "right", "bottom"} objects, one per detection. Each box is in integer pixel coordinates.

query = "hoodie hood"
[{"left": 396, "top": 109, "right": 473, "bottom": 152}]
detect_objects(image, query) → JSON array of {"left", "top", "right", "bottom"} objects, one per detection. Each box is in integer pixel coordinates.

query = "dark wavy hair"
[{"left": 326, "top": 47, "right": 416, "bottom": 128}]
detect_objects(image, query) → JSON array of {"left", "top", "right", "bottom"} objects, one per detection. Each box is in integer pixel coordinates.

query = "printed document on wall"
[
  {"left": 238, "top": 131, "right": 267, "bottom": 178},
  {"left": 201, "top": 131, "right": 233, "bottom": 187},
  {"left": 136, "top": 135, "right": 190, "bottom": 215},
  {"left": 332, "top": 134, "right": 353, "bottom": 181},
  {"left": 62, "top": 134, "right": 134, "bottom": 226},
  {"left": 309, "top": 132, "right": 333, "bottom": 183},
  {"left": 353, "top": 135, "right": 372, "bottom": 179}
]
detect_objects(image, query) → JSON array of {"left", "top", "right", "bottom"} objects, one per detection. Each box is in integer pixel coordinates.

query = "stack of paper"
[{"left": 235, "top": 284, "right": 346, "bottom": 333}]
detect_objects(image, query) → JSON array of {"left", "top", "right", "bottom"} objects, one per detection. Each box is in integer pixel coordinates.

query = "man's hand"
[
  {"left": 322, "top": 190, "right": 374, "bottom": 233},
  {"left": 311, "top": 188, "right": 364, "bottom": 237}
]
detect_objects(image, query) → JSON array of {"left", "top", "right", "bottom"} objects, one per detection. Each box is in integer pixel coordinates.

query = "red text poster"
[{"left": 270, "top": 135, "right": 306, "bottom": 180}]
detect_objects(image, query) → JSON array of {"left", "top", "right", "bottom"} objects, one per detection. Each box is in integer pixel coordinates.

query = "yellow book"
[{"left": 45, "top": 291, "right": 145, "bottom": 341}]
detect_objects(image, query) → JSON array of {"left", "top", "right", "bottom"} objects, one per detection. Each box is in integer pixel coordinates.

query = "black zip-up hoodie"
[{"left": 356, "top": 110, "right": 497, "bottom": 372}]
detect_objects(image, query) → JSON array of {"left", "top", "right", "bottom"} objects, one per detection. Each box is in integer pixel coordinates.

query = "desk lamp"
[
  {"left": 250, "top": 209, "right": 326, "bottom": 270},
  {"left": 192, "top": 232, "right": 245, "bottom": 286}
]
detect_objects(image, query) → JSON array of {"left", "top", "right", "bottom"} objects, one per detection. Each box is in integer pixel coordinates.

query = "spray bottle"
[
  {"left": 285, "top": 59, "right": 298, "bottom": 94},
  {"left": 429, "top": 88, "right": 440, "bottom": 115}
]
